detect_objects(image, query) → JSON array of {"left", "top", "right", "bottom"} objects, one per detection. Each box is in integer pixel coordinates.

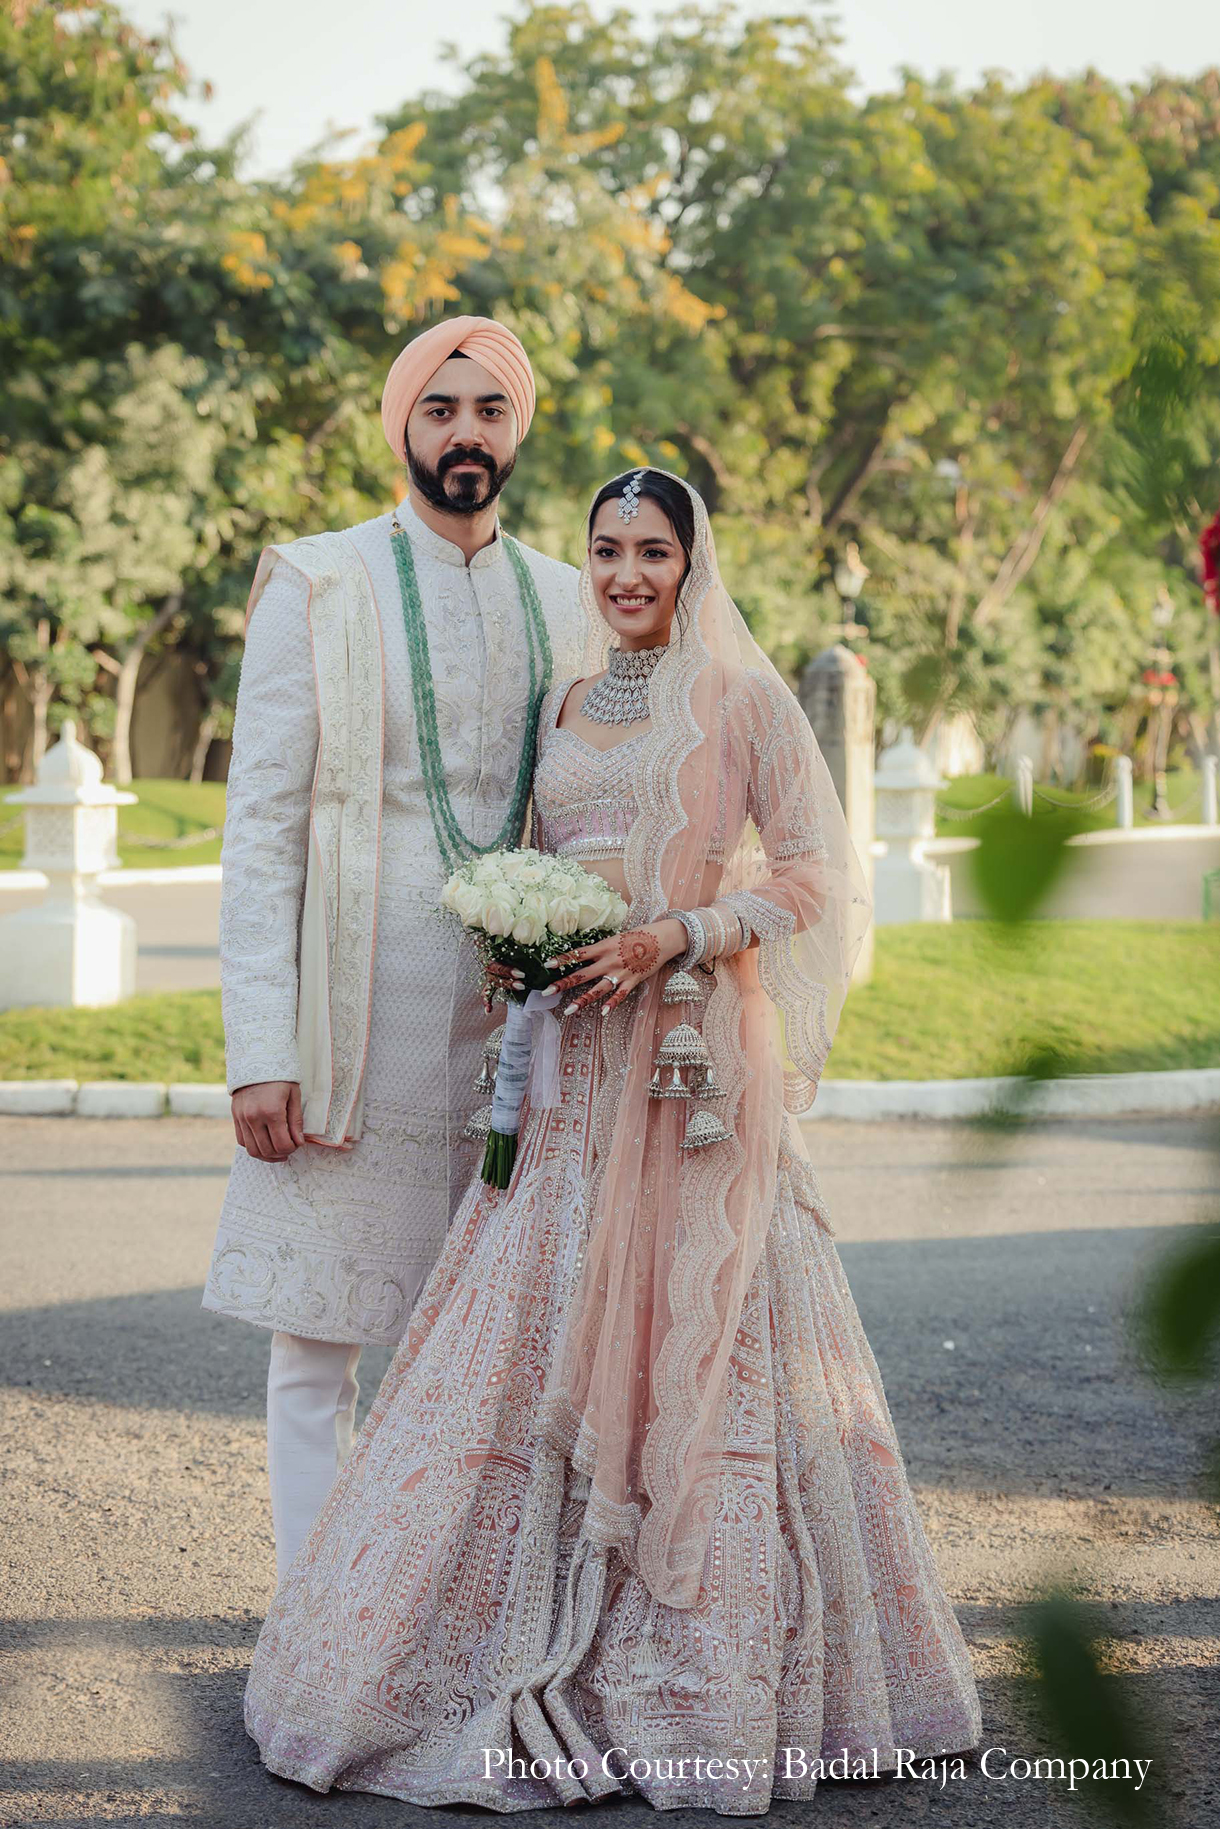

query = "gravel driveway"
[{"left": 1, "top": 1112, "right": 1216, "bottom": 1828}]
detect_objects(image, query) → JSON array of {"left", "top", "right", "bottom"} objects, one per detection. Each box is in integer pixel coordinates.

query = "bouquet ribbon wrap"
[{"left": 483, "top": 985, "right": 564, "bottom": 1185}]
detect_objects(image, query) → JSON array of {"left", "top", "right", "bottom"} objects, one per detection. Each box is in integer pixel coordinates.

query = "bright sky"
[{"left": 122, "top": 0, "right": 1217, "bottom": 178}]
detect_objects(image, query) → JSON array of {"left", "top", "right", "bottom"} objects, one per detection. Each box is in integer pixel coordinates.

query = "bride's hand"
[
  {"left": 482, "top": 959, "right": 523, "bottom": 1013},
  {"left": 546, "top": 919, "right": 686, "bottom": 1015}
]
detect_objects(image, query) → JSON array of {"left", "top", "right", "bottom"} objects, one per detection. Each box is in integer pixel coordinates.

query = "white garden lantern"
[
  {"left": 0, "top": 721, "right": 138, "bottom": 1009},
  {"left": 872, "top": 729, "right": 952, "bottom": 924}
]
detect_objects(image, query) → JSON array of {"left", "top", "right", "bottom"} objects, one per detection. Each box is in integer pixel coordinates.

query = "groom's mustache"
[
  {"left": 440, "top": 449, "right": 494, "bottom": 475},
  {"left": 405, "top": 434, "right": 517, "bottom": 515}
]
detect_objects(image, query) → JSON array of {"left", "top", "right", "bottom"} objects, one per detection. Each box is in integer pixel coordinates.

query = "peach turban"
[{"left": 380, "top": 314, "right": 536, "bottom": 459}]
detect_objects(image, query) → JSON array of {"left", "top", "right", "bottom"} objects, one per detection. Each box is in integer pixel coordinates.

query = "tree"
[
  {"left": 4, "top": 1, "right": 1218, "bottom": 771},
  {"left": 0, "top": 1, "right": 497, "bottom": 774},
  {"left": 388, "top": 9, "right": 1220, "bottom": 753}
]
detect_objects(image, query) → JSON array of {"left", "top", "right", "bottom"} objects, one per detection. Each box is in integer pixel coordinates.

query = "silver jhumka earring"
[
  {"left": 465, "top": 1024, "right": 504, "bottom": 1139},
  {"left": 648, "top": 977, "right": 731, "bottom": 1150}
]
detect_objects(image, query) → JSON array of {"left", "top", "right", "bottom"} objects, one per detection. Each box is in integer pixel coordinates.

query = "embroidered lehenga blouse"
[
  {"left": 241, "top": 674, "right": 984, "bottom": 1813},
  {"left": 530, "top": 673, "right": 731, "bottom": 881}
]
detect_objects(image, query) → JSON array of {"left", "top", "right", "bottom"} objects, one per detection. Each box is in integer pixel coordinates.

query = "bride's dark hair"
[{"left": 586, "top": 469, "right": 696, "bottom": 614}]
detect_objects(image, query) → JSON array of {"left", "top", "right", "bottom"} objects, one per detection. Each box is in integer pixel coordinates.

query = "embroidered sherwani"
[{"left": 201, "top": 495, "right": 585, "bottom": 1347}]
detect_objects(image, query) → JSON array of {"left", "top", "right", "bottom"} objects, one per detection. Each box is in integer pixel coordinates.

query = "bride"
[{"left": 242, "top": 468, "right": 983, "bottom": 1812}]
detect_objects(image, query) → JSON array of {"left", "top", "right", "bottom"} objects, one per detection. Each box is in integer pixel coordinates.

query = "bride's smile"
[{"left": 588, "top": 494, "right": 687, "bottom": 649}]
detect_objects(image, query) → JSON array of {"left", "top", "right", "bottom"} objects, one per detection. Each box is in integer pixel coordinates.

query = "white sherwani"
[{"left": 201, "top": 494, "right": 585, "bottom": 1347}]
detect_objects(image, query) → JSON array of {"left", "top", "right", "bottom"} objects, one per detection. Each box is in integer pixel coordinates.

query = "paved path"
[
  {"left": 0, "top": 880, "right": 221, "bottom": 993},
  {"left": 1, "top": 1114, "right": 1216, "bottom": 1827}
]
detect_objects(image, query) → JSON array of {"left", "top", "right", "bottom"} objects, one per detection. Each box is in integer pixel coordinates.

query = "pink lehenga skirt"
[{"left": 243, "top": 1007, "right": 983, "bottom": 1814}]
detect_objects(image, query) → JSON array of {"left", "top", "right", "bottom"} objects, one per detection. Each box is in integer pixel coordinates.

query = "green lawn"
[
  {"left": 0, "top": 990, "right": 226, "bottom": 1082},
  {"left": 830, "top": 920, "right": 1220, "bottom": 1080},
  {"left": 1, "top": 921, "right": 1215, "bottom": 1084},
  {"left": 1, "top": 778, "right": 227, "bottom": 869},
  {"left": 934, "top": 768, "right": 1204, "bottom": 836}
]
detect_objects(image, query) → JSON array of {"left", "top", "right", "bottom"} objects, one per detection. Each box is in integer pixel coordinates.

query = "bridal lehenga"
[
  {"left": 244, "top": 1011, "right": 982, "bottom": 1813},
  {"left": 243, "top": 472, "right": 983, "bottom": 1812}
]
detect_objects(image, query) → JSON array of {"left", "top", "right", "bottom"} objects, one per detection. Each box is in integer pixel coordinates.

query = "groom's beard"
[{"left": 405, "top": 440, "right": 518, "bottom": 517}]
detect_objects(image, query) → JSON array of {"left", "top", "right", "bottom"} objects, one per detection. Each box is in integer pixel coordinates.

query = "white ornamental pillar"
[
  {"left": 1202, "top": 754, "right": 1218, "bottom": 827},
  {"left": 0, "top": 721, "right": 138, "bottom": 1009},
  {"left": 799, "top": 645, "right": 875, "bottom": 981},
  {"left": 872, "top": 730, "right": 953, "bottom": 925},
  {"left": 1016, "top": 754, "right": 1035, "bottom": 816}
]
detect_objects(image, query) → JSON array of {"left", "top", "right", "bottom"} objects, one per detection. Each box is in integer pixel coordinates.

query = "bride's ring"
[{"left": 603, "top": 974, "right": 620, "bottom": 991}]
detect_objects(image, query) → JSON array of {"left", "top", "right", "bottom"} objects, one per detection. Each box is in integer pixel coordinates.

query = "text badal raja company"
[{"left": 481, "top": 1746, "right": 1154, "bottom": 1794}]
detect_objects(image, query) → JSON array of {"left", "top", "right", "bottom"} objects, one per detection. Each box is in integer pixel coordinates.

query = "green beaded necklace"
[{"left": 390, "top": 513, "right": 553, "bottom": 877}]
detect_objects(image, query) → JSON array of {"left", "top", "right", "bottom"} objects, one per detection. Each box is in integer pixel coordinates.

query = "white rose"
[
  {"left": 451, "top": 882, "right": 486, "bottom": 927},
  {"left": 512, "top": 897, "right": 548, "bottom": 945},
  {"left": 482, "top": 887, "right": 521, "bottom": 936},
  {"left": 576, "top": 885, "right": 613, "bottom": 931},
  {"left": 499, "top": 850, "right": 538, "bottom": 881},
  {"left": 548, "top": 893, "right": 581, "bottom": 936},
  {"left": 597, "top": 889, "right": 627, "bottom": 931},
  {"left": 440, "top": 874, "right": 463, "bottom": 913}
]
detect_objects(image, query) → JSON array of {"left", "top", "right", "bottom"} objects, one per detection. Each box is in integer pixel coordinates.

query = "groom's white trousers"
[{"left": 266, "top": 1331, "right": 362, "bottom": 1584}]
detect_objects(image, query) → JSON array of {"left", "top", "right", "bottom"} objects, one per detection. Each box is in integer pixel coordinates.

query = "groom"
[{"left": 201, "top": 316, "right": 585, "bottom": 1581}]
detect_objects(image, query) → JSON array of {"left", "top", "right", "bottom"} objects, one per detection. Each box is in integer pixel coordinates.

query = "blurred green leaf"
[
  {"left": 968, "top": 805, "right": 1089, "bottom": 924},
  {"left": 1021, "top": 1588, "right": 1166, "bottom": 1827},
  {"left": 1134, "top": 1219, "right": 1220, "bottom": 1384}
]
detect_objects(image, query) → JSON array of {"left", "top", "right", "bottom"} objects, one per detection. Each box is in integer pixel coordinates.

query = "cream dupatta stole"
[
  {"left": 536, "top": 471, "right": 874, "bottom": 1609},
  {"left": 241, "top": 533, "right": 384, "bottom": 1147}
]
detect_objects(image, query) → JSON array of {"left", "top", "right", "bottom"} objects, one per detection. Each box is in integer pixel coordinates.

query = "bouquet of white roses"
[{"left": 441, "top": 849, "right": 629, "bottom": 1187}]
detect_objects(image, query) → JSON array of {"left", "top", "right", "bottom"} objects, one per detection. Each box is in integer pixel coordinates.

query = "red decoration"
[{"left": 1201, "top": 507, "right": 1220, "bottom": 615}]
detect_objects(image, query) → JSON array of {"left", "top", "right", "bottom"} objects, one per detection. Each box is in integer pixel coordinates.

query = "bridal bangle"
[
  {"left": 669, "top": 909, "right": 707, "bottom": 971},
  {"left": 667, "top": 904, "right": 748, "bottom": 973}
]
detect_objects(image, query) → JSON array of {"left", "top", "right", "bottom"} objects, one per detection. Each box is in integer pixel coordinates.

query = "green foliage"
[
  {"left": 383, "top": 12, "right": 1220, "bottom": 737},
  {"left": 967, "top": 804, "right": 1089, "bottom": 923},
  {"left": 1, "top": 1, "right": 1218, "bottom": 779},
  {"left": 1021, "top": 1588, "right": 1164, "bottom": 1826},
  {"left": 480, "top": 1127, "right": 519, "bottom": 1190},
  {"left": 934, "top": 767, "right": 1208, "bottom": 831},
  {"left": 1135, "top": 1211, "right": 1220, "bottom": 1386}
]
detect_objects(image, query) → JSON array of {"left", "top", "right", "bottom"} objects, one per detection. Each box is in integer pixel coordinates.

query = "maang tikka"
[{"left": 618, "top": 469, "right": 646, "bottom": 522}]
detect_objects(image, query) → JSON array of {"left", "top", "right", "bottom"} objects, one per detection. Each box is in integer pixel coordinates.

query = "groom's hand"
[{"left": 231, "top": 1081, "right": 306, "bottom": 1161}]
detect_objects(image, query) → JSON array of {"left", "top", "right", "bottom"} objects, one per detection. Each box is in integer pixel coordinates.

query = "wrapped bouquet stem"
[
  {"left": 483, "top": 985, "right": 563, "bottom": 1185},
  {"left": 441, "top": 848, "right": 628, "bottom": 1188}
]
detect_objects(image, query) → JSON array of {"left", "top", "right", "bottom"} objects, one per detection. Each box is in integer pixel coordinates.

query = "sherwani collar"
[{"left": 394, "top": 491, "right": 506, "bottom": 571}]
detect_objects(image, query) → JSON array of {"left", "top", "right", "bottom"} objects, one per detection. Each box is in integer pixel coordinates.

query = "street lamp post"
[
  {"left": 830, "top": 541, "right": 870, "bottom": 643},
  {"left": 1143, "top": 587, "right": 1179, "bottom": 822}
]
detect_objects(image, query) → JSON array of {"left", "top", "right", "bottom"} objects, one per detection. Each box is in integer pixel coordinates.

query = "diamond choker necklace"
[{"left": 581, "top": 642, "right": 666, "bottom": 726}]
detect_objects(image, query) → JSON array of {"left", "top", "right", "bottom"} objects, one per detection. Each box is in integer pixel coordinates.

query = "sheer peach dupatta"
[{"left": 536, "top": 471, "right": 872, "bottom": 1609}]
